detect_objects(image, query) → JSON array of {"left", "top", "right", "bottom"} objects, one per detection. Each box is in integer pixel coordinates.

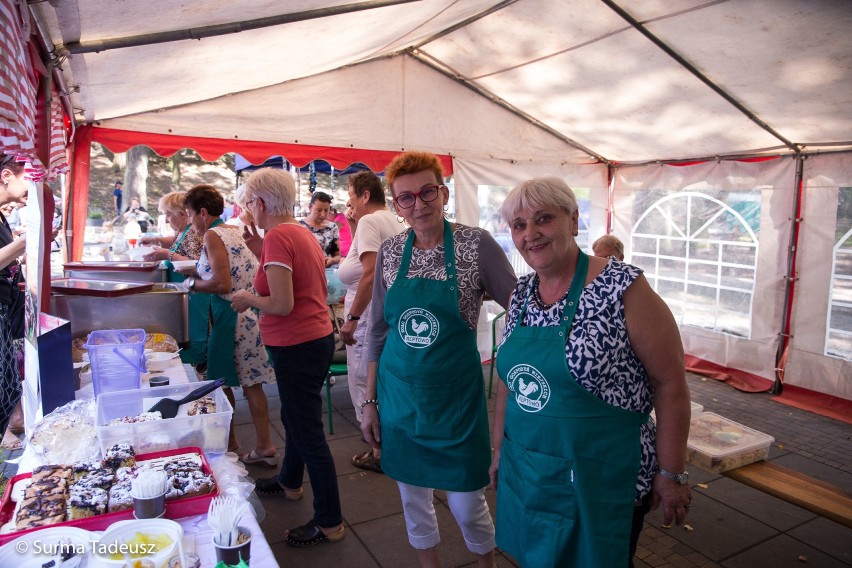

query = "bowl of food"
[
  {"left": 94, "top": 518, "right": 182, "bottom": 568},
  {"left": 0, "top": 526, "right": 92, "bottom": 567},
  {"left": 146, "top": 351, "right": 179, "bottom": 372}
]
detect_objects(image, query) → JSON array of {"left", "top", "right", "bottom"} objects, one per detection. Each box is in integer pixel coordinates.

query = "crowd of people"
[{"left": 9, "top": 149, "right": 689, "bottom": 566}]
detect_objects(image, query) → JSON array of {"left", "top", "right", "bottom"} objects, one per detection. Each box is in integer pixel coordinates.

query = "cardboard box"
[{"left": 687, "top": 412, "right": 774, "bottom": 473}]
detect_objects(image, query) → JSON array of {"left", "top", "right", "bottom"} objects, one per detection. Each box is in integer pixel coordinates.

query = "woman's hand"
[
  {"left": 651, "top": 475, "right": 692, "bottom": 527},
  {"left": 339, "top": 319, "right": 357, "bottom": 345},
  {"left": 360, "top": 404, "right": 382, "bottom": 449},
  {"left": 230, "top": 289, "right": 253, "bottom": 313},
  {"left": 242, "top": 223, "right": 263, "bottom": 259},
  {"left": 138, "top": 236, "right": 158, "bottom": 247},
  {"left": 488, "top": 449, "right": 501, "bottom": 491}
]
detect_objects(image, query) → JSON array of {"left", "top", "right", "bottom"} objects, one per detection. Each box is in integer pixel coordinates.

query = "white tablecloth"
[{"left": 8, "top": 358, "right": 279, "bottom": 567}]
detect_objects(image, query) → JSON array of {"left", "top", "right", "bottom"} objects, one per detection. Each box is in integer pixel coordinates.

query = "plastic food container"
[
  {"left": 686, "top": 412, "right": 775, "bottom": 473},
  {"left": 85, "top": 329, "right": 147, "bottom": 397},
  {"left": 96, "top": 383, "right": 233, "bottom": 455}
]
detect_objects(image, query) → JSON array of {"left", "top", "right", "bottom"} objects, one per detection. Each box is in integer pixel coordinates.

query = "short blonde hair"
[
  {"left": 592, "top": 234, "right": 625, "bottom": 260},
  {"left": 158, "top": 191, "right": 186, "bottom": 215},
  {"left": 502, "top": 177, "right": 578, "bottom": 223},
  {"left": 242, "top": 168, "right": 296, "bottom": 216}
]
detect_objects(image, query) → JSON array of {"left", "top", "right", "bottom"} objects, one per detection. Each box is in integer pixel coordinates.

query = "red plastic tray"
[{"left": 0, "top": 446, "right": 218, "bottom": 545}]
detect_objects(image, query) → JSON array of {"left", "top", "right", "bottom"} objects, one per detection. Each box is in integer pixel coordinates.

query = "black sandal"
[
  {"left": 254, "top": 477, "right": 303, "bottom": 500},
  {"left": 286, "top": 521, "right": 345, "bottom": 547},
  {"left": 351, "top": 451, "right": 382, "bottom": 473}
]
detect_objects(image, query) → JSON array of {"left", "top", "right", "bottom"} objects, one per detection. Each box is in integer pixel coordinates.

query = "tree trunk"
[
  {"left": 126, "top": 146, "right": 151, "bottom": 209},
  {"left": 171, "top": 153, "right": 182, "bottom": 187}
]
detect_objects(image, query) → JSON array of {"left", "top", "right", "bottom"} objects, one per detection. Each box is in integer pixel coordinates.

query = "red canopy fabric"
[{"left": 70, "top": 125, "right": 453, "bottom": 259}]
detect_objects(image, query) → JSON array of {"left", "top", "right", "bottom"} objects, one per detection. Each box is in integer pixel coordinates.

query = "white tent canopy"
[{"left": 31, "top": 0, "right": 852, "bottom": 402}]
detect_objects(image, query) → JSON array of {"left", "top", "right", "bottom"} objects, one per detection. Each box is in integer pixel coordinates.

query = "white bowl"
[
  {"left": 0, "top": 526, "right": 92, "bottom": 567},
  {"left": 127, "top": 246, "right": 156, "bottom": 261},
  {"left": 94, "top": 518, "right": 182, "bottom": 568},
  {"left": 146, "top": 351, "right": 178, "bottom": 372}
]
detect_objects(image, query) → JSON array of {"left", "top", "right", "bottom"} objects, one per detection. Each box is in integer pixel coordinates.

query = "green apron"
[
  {"left": 495, "top": 251, "right": 648, "bottom": 567},
  {"left": 163, "top": 224, "right": 210, "bottom": 366},
  {"left": 377, "top": 220, "right": 490, "bottom": 492}
]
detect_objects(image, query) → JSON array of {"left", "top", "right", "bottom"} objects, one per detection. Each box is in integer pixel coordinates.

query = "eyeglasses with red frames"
[{"left": 393, "top": 184, "right": 444, "bottom": 209}]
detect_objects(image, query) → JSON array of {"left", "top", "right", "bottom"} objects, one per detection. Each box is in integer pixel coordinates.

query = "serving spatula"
[{"left": 146, "top": 378, "right": 226, "bottom": 419}]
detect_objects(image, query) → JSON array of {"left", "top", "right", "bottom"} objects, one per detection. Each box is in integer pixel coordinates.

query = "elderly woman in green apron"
[
  {"left": 179, "top": 184, "right": 278, "bottom": 464},
  {"left": 361, "top": 151, "right": 516, "bottom": 568},
  {"left": 140, "top": 191, "right": 207, "bottom": 362},
  {"left": 489, "top": 177, "right": 692, "bottom": 567}
]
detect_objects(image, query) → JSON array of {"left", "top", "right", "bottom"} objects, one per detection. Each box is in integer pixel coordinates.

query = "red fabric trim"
[
  {"left": 669, "top": 156, "right": 780, "bottom": 167},
  {"left": 684, "top": 354, "right": 772, "bottom": 393},
  {"left": 69, "top": 127, "right": 93, "bottom": 261},
  {"left": 772, "top": 384, "right": 852, "bottom": 425},
  {"left": 87, "top": 126, "right": 454, "bottom": 175}
]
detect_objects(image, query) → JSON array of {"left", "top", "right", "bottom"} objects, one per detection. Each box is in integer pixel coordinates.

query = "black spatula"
[{"left": 146, "top": 378, "right": 226, "bottom": 419}]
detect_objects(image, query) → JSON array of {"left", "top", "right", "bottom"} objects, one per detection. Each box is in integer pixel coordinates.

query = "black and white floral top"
[
  {"left": 366, "top": 224, "right": 516, "bottom": 362},
  {"left": 299, "top": 219, "right": 340, "bottom": 257},
  {"left": 501, "top": 258, "right": 657, "bottom": 500}
]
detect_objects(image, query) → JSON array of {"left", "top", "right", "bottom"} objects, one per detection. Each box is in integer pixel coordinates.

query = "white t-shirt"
[{"left": 338, "top": 209, "right": 403, "bottom": 291}]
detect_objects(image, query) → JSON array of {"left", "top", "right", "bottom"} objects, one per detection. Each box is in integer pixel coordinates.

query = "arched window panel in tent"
[
  {"left": 826, "top": 187, "right": 852, "bottom": 360},
  {"left": 630, "top": 191, "right": 759, "bottom": 339},
  {"left": 474, "top": 183, "right": 592, "bottom": 277}
]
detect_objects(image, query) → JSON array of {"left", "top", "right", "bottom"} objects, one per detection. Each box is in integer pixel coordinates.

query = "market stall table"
[{"left": 8, "top": 356, "right": 279, "bottom": 566}]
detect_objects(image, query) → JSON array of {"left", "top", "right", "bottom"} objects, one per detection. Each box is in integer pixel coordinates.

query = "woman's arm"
[
  {"left": 624, "top": 274, "right": 691, "bottom": 526},
  {"left": 488, "top": 381, "right": 509, "bottom": 490},
  {"left": 191, "top": 230, "right": 232, "bottom": 295},
  {"left": 478, "top": 230, "right": 517, "bottom": 311},
  {"left": 232, "top": 264, "right": 294, "bottom": 316},
  {"left": 0, "top": 235, "right": 25, "bottom": 269}
]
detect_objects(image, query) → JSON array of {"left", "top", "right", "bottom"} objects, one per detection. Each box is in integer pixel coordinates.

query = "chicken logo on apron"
[
  {"left": 398, "top": 307, "right": 440, "bottom": 348},
  {"left": 506, "top": 364, "right": 551, "bottom": 412}
]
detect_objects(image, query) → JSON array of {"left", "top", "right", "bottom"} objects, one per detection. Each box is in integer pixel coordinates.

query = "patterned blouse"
[
  {"left": 299, "top": 219, "right": 340, "bottom": 257},
  {"left": 367, "top": 224, "right": 516, "bottom": 362},
  {"left": 500, "top": 258, "right": 657, "bottom": 500},
  {"left": 171, "top": 226, "right": 203, "bottom": 260}
]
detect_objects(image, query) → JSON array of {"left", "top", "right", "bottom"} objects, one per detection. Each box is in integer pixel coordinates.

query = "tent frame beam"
[
  {"left": 602, "top": 0, "right": 801, "bottom": 154},
  {"left": 62, "top": 0, "right": 423, "bottom": 54}
]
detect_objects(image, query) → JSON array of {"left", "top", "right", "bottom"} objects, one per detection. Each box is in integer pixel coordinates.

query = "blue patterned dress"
[{"left": 197, "top": 225, "right": 275, "bottom": 387}]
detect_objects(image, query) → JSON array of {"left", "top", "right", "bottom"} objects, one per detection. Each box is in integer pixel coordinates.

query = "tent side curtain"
[{"left": 87, "top": 126, "right": 454, "bottom": 175}]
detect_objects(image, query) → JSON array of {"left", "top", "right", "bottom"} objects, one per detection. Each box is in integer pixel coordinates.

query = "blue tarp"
[{"left": 233, "top": 154, "right": 373, "bottom": 176}]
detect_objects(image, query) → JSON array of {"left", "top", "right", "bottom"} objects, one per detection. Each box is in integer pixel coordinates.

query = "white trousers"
[
  {"left": 397, "top": 482, "right": 495, "bottom": 555},
  {"left": 344, "top": 292, "right": 371, "bottom": 422}
]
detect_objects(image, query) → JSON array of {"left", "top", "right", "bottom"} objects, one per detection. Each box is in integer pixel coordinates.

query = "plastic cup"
[
  {"left": 213, "top": 526, "right": 252, "bottom": 566},
  {"left": 132, "top": 490, "right": 166, "bottom": 519},
  {"left": 149, "top": 375, "right": 170, "bottom": 387}
]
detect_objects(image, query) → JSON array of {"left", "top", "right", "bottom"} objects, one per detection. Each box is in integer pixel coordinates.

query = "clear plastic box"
[
  {"left": 687, "top": 412, "right": 775, "bottom": 472},
  {"left": 95, "top": 382, "right": 233, "bottom": 455},
  {"left": 85, "top": 328, "right": 146, "bottom": 397}
]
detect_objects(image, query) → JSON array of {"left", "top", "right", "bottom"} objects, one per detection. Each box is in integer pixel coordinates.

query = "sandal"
[
  {"left": 286, "top": 521, "right": 344, "bottom": 547},
  {"left": 239, "top": 450, "right": 278, "bottom": 469},
  {"left": 351, "top": 451, "right": 382, "bottom": 473},
  {"left": 254, "top": 477, "right": 303, "bottom": 500}
]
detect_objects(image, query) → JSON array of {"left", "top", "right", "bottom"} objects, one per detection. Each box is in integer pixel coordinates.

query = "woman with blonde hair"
[{"left": 140, "top": 191, "right": 203, "bottom": 263}]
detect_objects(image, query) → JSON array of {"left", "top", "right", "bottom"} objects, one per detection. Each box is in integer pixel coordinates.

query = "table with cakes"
[{"left": 0, "top": 329, "right": 278, "bottom": 568}]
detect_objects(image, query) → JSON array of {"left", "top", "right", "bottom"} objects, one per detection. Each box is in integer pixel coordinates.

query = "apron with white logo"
[
  {"left": 496, "top": 251, "right": 647, "bottom": 566},
  {"left": 378, "top": 220, "right": 490, "bottom": 491}
]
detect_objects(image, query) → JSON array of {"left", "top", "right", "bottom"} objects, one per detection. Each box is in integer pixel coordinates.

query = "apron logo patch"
[
  {"left": 506, "top": 364, "right": 551, "bottom": 412},
  {"left": 399, "top": 308, "right": 440, "bottom": 349}
]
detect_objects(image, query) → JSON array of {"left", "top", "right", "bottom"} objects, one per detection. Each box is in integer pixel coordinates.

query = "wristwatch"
[
  {"left": 656, "top": 467, "right": 689, "bottom": 484},
  {"left": 346, "top": 313, "right": 360, "bottom": 321}
]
